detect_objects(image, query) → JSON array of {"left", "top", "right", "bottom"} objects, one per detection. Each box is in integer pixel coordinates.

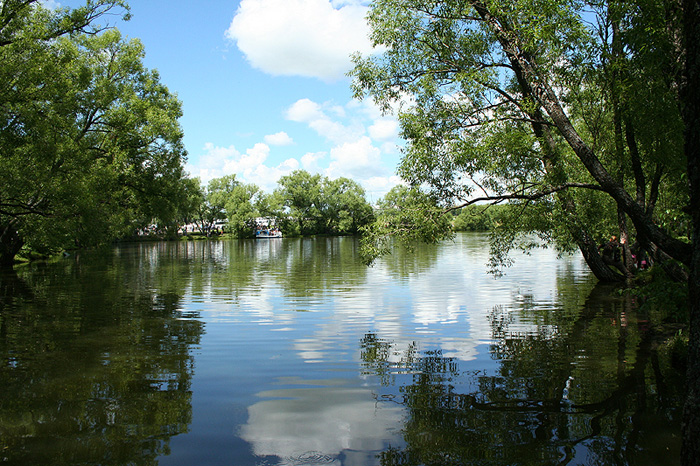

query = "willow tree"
[
  {"left": 352, "top": 0, "right": 690, "bottom": 280},
  {"left": 350, "top": 0, "right": 698, "bottom": 461},
  {"left": 0, "top": 1, "right": 188, "bottom": 264}
]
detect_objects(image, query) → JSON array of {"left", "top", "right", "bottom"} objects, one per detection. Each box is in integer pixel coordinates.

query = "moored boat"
[{"left": 255, "top": 229, "right": 282, "bottom": 238}]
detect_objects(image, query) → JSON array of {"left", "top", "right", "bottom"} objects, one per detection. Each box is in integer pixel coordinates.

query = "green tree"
[
  {"left": 255, "top": 190, "right": 285, "bottom": 222},
  {"left": 275, "top": 170, "right": 323, "bottom": 235},
  {"left": 350, "top": 0, "right": 689, "bottom": 280},
  {"left": 175, "top": 176, "right": 206, "bottom": 233},
  {"left": 451, "top": 204, "right": 511, "bottom": 231},
  {"left": 679, "top": 0, "right": 700, "bottom": 461},
  {"left": 350, "top": 0, "right": 699, "bottom": 460},
  {"left": 360, "top": 185, "right": 451, "bottom": 263},
  {"left": 274, "top": 171, "right": 374, "bottom": 236},
  {"left": 198, "top": 174, "right": 238, "bottom": 235},
  {"left": 0, "top": 0, "right": 129, "bottom": 48},
  {"left": 0, "top": 2, "right": 187, "bottom": 264},
  {"left": 319, "top": 177, "right": 375, "bottom": 235},
  {"left": 225, "top": 183, "right": 262, "bottom": 238},
  {"left": 192, "top": 174, "right": 264, "bottom": 238}
]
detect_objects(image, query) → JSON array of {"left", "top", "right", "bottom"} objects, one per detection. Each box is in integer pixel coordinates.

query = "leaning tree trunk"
[
  {"left": 471, "top": 0, "right": 692, "bottom": 265},
  {"left": 681, "top": 0, "right": 700, "bottom": 464},
  {"left": 569, "top": 220, "right": 623, "bottom": 283},
  {"left": 502, "top": 20, "right": 624, "bottom": 284}
]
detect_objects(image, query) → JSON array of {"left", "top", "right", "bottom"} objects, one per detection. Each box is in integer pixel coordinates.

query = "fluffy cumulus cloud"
[
  {"left": 186, "top": 143, "right": 240, "bottom": 182},
  {"left": 326, "top": 136, "right": 384, "bottom": 180},
  {"left": 286, "top": 98, "right": 365, "bottom": 144},
  {"left": 187, "top": 142, "right": 298, "bottom": 192},
  {"left": 226, "top": 0, "right": 374, "bottom": 81},
  {"left": 301, "top": 151, "right": 326, "bottom": 171},
  {"left": 223, "top": 142, "right": 270, "bottom": 174},
  {"left": 186, "top": 97, "right": 405, "bottom": 198},
  {"left": 286, "top": 98, "right": 325, "bottom": 123},
  {"left": 263, "top": 131, "right": 294, "bottom": 146},
  {"left": 368, "top": 118, "right": 399, "bottom": 141}
]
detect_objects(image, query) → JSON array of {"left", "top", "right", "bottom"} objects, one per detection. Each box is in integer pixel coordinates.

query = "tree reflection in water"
[
  {"left": 0, "top": 258, "right": 203, "bottom": 466},
  {"left": 361, "top": 285, "right": 684, "bottom": 466}
]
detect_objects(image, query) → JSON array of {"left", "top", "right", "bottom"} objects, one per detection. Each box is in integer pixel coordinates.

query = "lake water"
[{"left": 0, "top": 234, "right": 683, "bottom": 465}]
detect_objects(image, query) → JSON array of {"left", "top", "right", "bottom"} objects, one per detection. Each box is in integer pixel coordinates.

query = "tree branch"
[{"left": 447, "top": 182, "right": 604, "bottom": 213}]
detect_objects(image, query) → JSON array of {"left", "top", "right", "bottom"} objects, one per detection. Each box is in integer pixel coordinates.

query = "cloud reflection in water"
[{"left": 240, "top": 380, "right": 403, "bottom": 465}]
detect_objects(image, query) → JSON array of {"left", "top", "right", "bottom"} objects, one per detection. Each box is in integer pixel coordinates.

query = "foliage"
[
  {"left": 350, "top": 0, "right": 690, "bottom": 282},
  {"left": 0, "top": 1, "right": 188, "bottom": 264},
  {"left": 451, "top": 204, "right": 513, "bottom": 231},
  {"left": 664, "top": 330, "right": 689, "bottom": 373},
  {"left": 185, "top": 170, "right": 374, "bottom": 239},
  {"left": 226, "top": 183, "right": 263, "bottom": 238},
  {"left": 275, "top": 170, "right": 323, "bottom": 235},
  {"left": 360, "top": 185, "right": 451, "bottom": 264},
  {"left": 631, "top": 264, "right": 690, "bottom": 323},
  {"left": 274, "top": 170, "right": 375, "bottom": 236}
]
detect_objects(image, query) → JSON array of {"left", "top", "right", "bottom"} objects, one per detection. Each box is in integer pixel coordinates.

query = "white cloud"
[
  {"left": 223, "top": 142, "right": 270, "bottom": 174},
  {"left": 363, "top": 175, "right": 404, "bottom": 200},
  {"left": 326, "top": 136, "right": 385, "bottom": 180},
  {"left": 195, "top": 143, "right": 241, "bottom": 172},
  {"left": 301, "top": 151, "right": 326, "bottom": 171},
  {"left": 286, "top": 98, "right": 364, "bottom": 144},
  {"left": 310, "top": 118, "right": 363, "bottom": 145},
  {"left": 286, "top": 98, "right": 325, "bottom": 123},
  {"left": 226, "top": 0, "right": 374, "bottom": 81},
  {"left": 245, "top": 159, "right": 300, "bottom": 192},
  {"left": 187, "top": 142, "right": 297, "bottom": 192},
  {"left": 368, "top": 118, "right": 399, "bottom": 141},
  {"left": 263, "top": 131, "right": 294, "bottom": 146},
  {"left": 187, "top": 96, "right": 405, "bottom": 198}
]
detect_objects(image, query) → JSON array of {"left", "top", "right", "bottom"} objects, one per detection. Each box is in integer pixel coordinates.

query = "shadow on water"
[
  {"left": 0, "top": 252, "right": 204, "bottom": 466},
  {"left": 361, "top": 282, "right": 684, "bottom": 466}
]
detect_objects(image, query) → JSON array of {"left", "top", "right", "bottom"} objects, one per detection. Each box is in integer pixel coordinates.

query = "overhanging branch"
[{"left": 447, "top": 182, "right": 604, "bottom": 213}]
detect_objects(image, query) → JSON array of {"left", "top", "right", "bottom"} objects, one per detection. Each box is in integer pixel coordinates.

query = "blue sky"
[{"left": 64, "top": 0, "right": 405, "bottom": 200}]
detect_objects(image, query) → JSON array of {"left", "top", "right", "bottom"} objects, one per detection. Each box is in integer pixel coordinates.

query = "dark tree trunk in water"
[
  {"left": 681, "top": 0, "right": 700, "bottom": 464},
  {"left": 572, "top": 226, "right": 624, "bottom": 283},
  {"left": 0, "top": 224, "right": 23, "bottom": 268}
]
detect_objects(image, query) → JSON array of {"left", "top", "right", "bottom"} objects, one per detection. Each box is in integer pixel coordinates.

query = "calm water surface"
[{"left": 0, "top": 234, "right": 683, "bottom": 465}]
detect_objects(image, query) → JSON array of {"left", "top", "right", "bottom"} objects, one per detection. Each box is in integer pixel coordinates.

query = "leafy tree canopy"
[
  {"left": 274, "top": 170, "right": 375, "bottom": 236},
  {"left": 350, "top": 0, "right": 690, "bottom": 282},
  {"left": 0, "top": 1, "right": 188, "bottom": 264}
]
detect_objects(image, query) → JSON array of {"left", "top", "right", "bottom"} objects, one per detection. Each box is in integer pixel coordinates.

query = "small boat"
[{"left": 255, "top": 229, "right": 282, "bottom": 238}]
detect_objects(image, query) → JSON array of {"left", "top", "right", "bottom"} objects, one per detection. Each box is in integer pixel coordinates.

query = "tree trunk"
[
  {"left": 0, "top": 223, "right": 23, "bottom": 268},
  {"left": 573, "top": 226, "right": 624, "bottom": 282},
  {"left": 681, "top": 0, "right": 700, "bottom": 464},
  {"left": 471, "top": 0, "right": 692, "bottom": 265}
]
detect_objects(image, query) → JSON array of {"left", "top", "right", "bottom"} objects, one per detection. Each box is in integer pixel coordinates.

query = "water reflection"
[
  {"left": 241, "top": 379, "right": 403, "bottom": 465},
  {"left": 0, "top": 235, "right": 685, "bottom": 466},
  {"left": 361, "top": 284, "right": 684, "bottom": 466},
  {"left": 0, "top": 254, "right": 203, "bottom": 466}
]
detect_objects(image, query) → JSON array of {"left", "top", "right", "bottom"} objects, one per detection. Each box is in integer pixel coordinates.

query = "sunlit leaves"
[
  {"left": 351, "top": 0, "right": 691, "bottom": 275},
  {"left": 360, "top": 185, "right": 452, "bottom": 264},
  {"left": 0, "top": 2, "right": 186, "bottom": 261},
  {"left": 275, "top": 170, "right": 375, "bottom": 236}
]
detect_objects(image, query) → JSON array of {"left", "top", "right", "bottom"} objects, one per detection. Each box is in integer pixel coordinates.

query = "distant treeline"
[{"left": 183, "top": 170, "right": 375, "bottom": 239}]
